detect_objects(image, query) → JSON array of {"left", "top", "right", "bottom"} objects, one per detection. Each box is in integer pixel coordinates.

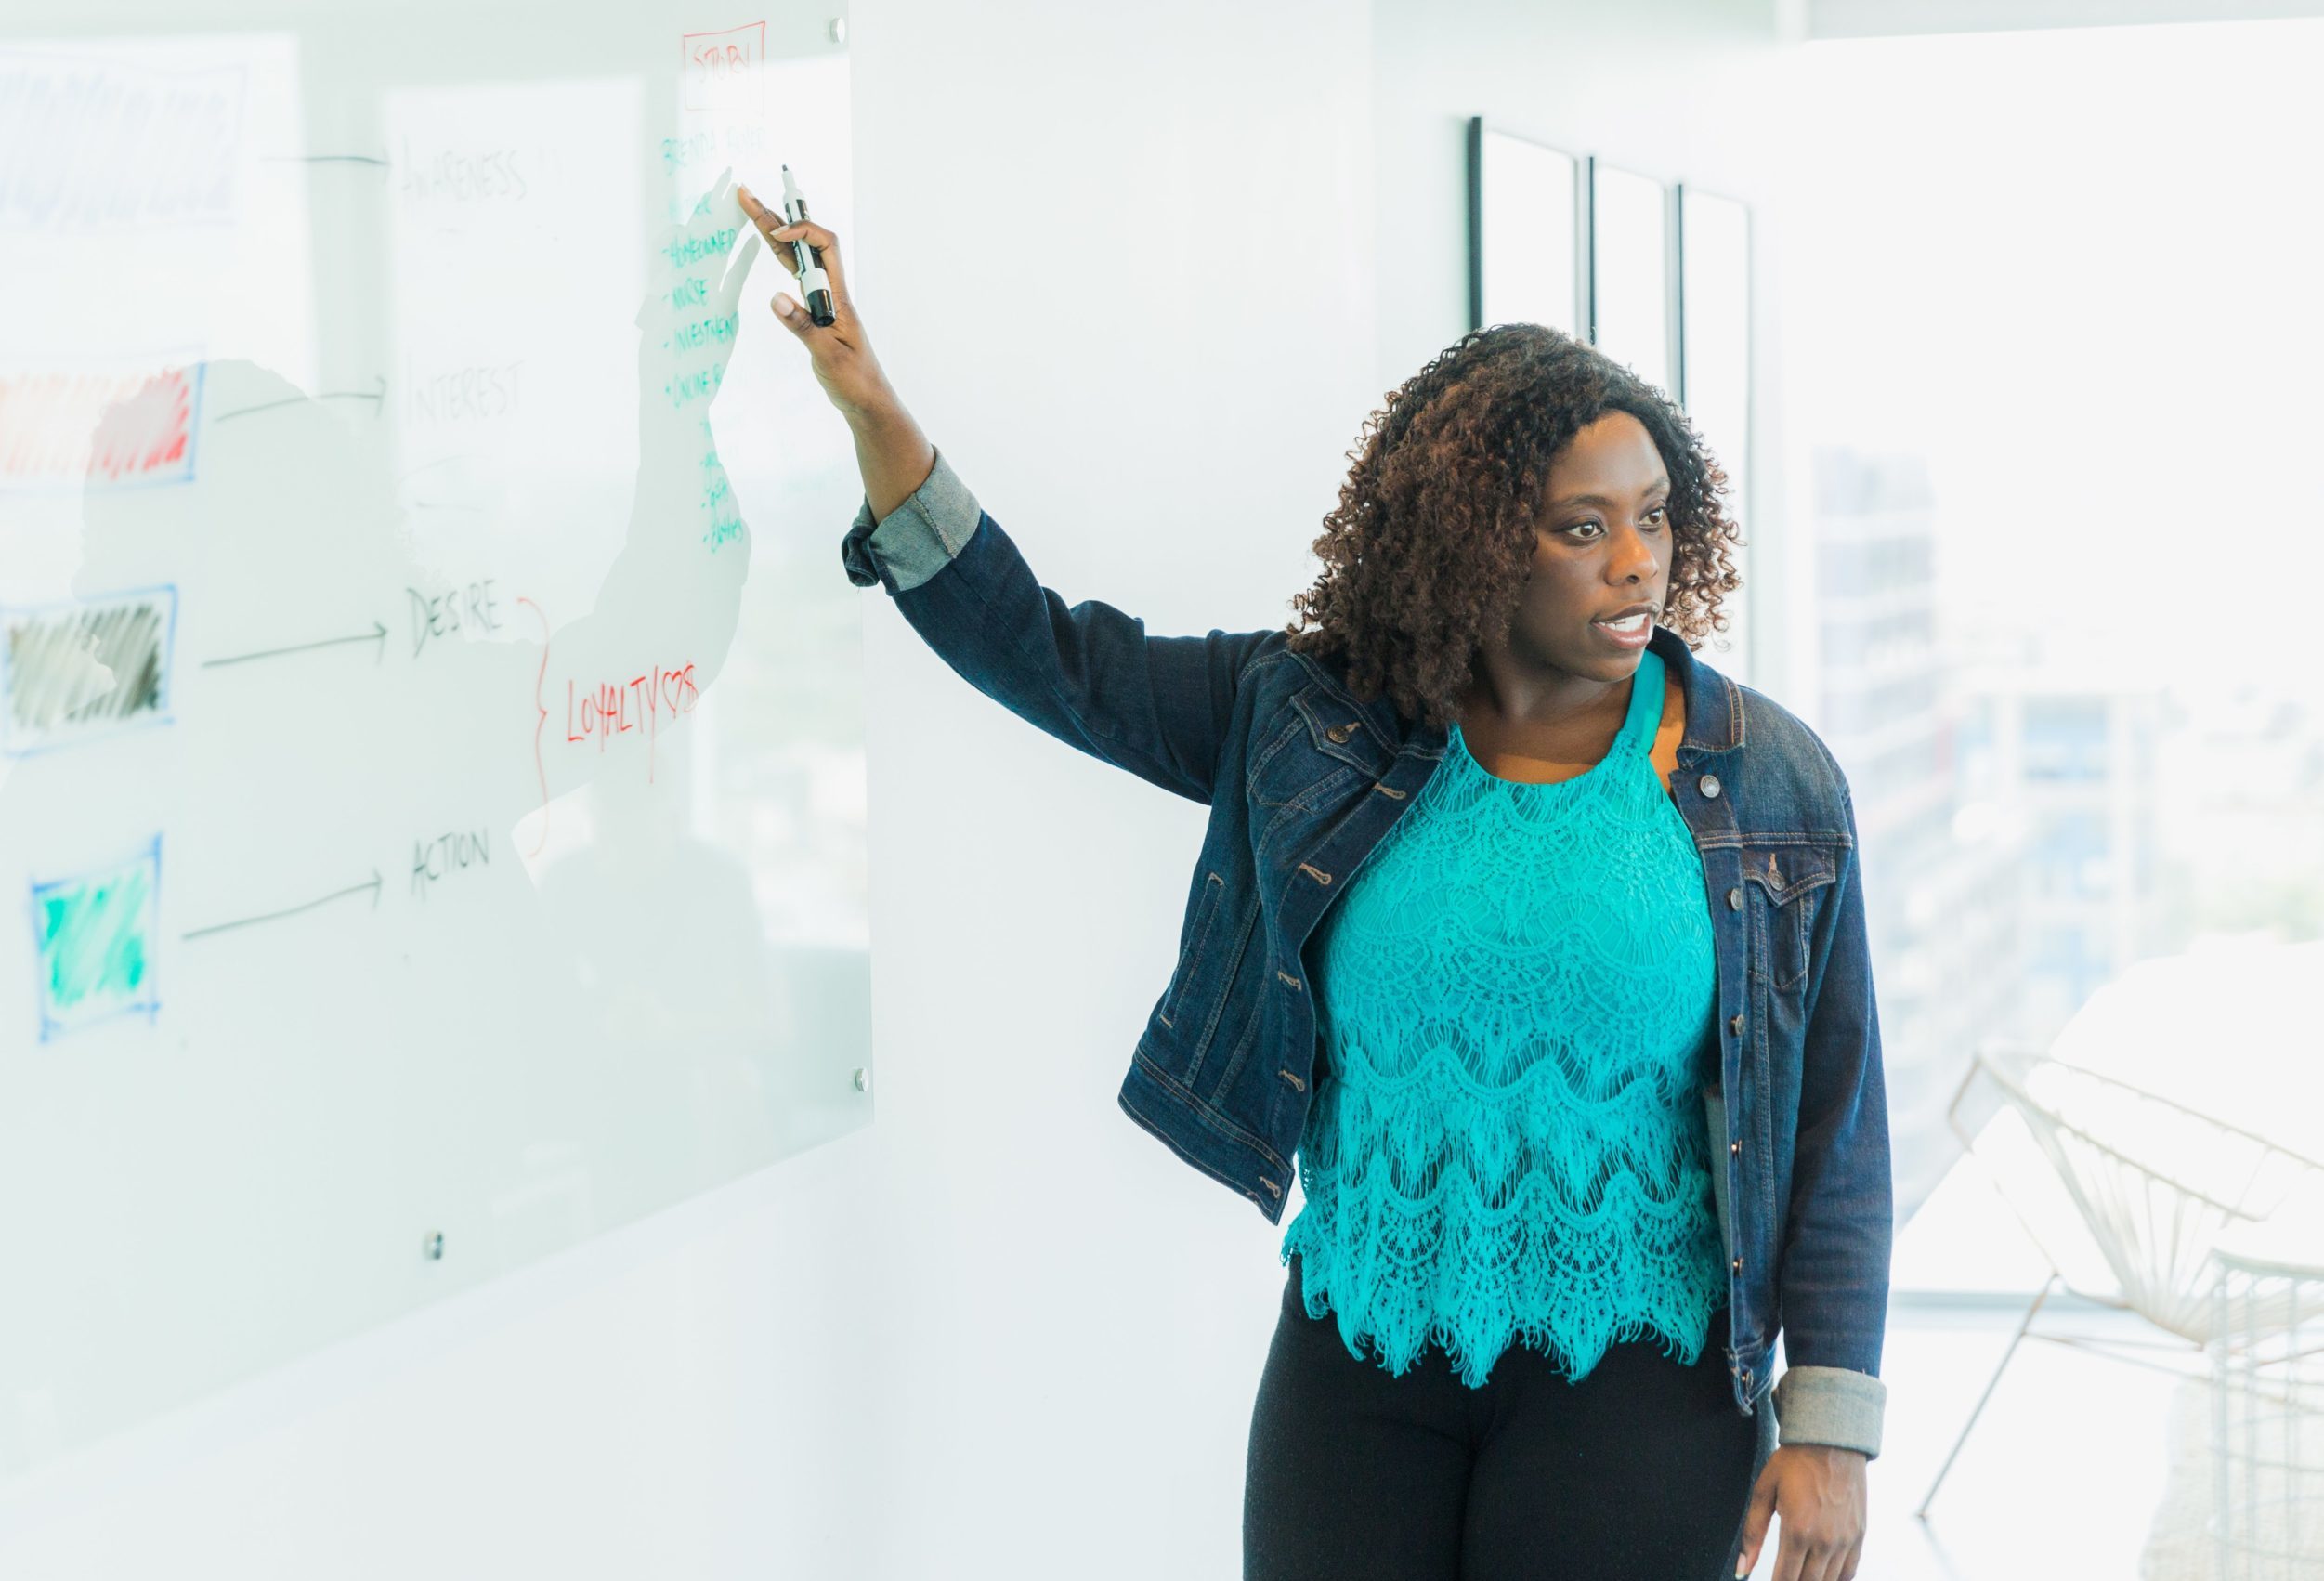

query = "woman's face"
[{"left": 1503, "top": 410, "right": 1674, "bottom": 682}]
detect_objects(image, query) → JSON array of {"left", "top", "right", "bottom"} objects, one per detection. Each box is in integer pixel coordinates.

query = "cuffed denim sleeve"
[
  {"left": 1773, "top": 1364, "right": 1886, "bottom": 1458},
  {"left": 839, "top": 445, "right": 1279, "bottom": 805},
  {"left": 1773, "top": 783, "right": 1893, "bottom": 1457},
  {"left": 841, "top": 446, "right": 981, "bottom": 595}
]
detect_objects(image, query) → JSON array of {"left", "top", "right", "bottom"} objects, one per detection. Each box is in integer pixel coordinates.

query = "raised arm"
[{"left": 739, "top": 186, "right": 1275, "bottom": 804}]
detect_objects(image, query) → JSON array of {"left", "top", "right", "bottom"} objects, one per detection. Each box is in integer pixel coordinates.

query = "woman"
[{"left": 738, "top": 186, "right": 1890, "bottom": 1581}]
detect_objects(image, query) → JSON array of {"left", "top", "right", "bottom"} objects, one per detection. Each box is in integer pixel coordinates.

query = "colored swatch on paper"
[
  {"left": 1, "top": 587, "right": 176, "bottom": 755},
  {"left": 31, "top": 838, "right": 163, "bottom": 1040},
  {"left": 0, "top": 362, "right": 205, "bottom": 490}
]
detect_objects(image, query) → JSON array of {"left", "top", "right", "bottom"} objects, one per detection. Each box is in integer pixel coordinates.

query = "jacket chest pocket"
[
  {"left": 1247, "top": 688, "right": 1390, "bottom": 812},
  {"left": 1742, "top": 841, "right": 1842, "bottom": 992}
]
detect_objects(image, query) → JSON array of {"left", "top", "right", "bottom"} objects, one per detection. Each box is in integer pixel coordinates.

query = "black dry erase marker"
[{"left": 779, "top": 164, "right": 837, "bottom": 327}]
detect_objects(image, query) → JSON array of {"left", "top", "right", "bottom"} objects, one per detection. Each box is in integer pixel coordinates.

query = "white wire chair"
[
  {"left": 1917, "top": 1037, "right": 2324, "bottom": 1519},
  {"left": 2211, "top": 1225, "right": 2324, "bottom": 1578}
]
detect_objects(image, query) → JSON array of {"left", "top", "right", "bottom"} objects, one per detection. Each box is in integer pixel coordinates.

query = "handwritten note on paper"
[
  {"left": 0, "top": 53, "right": 246, "bottom": 230},
  {"left": 0, "top": 363, "right": 205, "bottom": 491}
]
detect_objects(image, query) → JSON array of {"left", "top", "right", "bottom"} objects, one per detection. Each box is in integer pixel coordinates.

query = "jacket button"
[
  {"left": 1698, "top": 773, "right": 1720, "bottom": 798},
  {"left": 1732, "top": 1256, "right": 1743, "bottom": 1274},
  {"left": 1727, "top": 886, "right": 1743, "bottom": 910},
  {"left": 1730, "top": 1140, "right": 1740, "bottom": 1155},
  {"left": 1729, "top": 1013, "right": 1743, "bottom": 1035},
  {"left": 1326, "top": 724, "right": 1352, "bottom": 744}
]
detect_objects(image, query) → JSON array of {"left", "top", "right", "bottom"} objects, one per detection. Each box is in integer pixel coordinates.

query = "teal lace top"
[{"left": 1277, "top": 646, "right": 1728, "bottom": 1388}]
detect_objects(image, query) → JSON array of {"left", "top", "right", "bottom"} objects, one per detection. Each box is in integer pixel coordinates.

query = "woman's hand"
[
  {"left": 737, "top": 184, "right": 897, "bottom": 422},
  {"left": 1734, "top": 1444, "right": 1868, "bottom": 1579},
  {"left": 737, "top": 183, "right": 934, "bottom": 520}
]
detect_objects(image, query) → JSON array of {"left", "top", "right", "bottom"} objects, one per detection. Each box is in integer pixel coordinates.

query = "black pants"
[{"left": 1245, "top": 1252, "right": 1767, "bottom": 1581}]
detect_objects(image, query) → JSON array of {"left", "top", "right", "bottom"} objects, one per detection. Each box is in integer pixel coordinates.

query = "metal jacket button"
[
  {"left": 1325, "top": 723, "right": 1353, "bottom": 743},
  {"left": 1728, "top": 886, "right": 1743, "bottom": 910},
  {"left": 1698, "top": 773, "right": 1721, "bottom": 798},
  {"left": 1729, "top": 1013, "right": 1743, "bottom": 1034},
  {"left": 1732, "top": 1256, "right": 1743, "bottom": 1273},
  {"left": 1730, "top": 1140, "right": 1740, "bottom": 1155}
]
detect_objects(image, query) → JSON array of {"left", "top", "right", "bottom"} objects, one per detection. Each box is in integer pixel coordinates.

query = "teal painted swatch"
[{"left": 33, "top": 841, "right": 161, "bottom": 1039}]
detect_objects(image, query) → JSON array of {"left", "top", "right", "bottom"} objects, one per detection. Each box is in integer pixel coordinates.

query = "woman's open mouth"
[{"left": 1590, "top": 610, "right": 1652, "bottom": 649}]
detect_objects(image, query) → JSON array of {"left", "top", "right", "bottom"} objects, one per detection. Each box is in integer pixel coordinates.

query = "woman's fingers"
[
  {"left": 773, "top": 229, "right": 848, "bottom": 324},
  {"left": 737, "top": 191, "right": 785, "bottom": 272},
  {"left": 766, "top": 286, "right": 816, "bottom": 342},
  {"left": 735, "top": 185, "right": 848, "bottom": 312},
  {"left": 778, "top": 222, "right": 847, "bottom": 313}
]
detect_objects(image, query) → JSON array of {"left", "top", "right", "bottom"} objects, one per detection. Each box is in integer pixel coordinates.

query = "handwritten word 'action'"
[{"left": 411, "top": 828, "right": 490, "bottom": 900}]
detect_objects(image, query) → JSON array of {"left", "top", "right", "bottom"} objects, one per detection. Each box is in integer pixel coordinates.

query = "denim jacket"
[{"left": 842, "top": 448, "right": 1892, "bottom": 1458}]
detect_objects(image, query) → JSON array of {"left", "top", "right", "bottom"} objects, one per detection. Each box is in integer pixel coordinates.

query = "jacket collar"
[{"left": 1652, "top": 621, "right": 1746, "bottom": 762}]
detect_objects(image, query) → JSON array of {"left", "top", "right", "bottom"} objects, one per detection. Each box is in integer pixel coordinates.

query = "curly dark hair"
[{"left": 1284, "top": 322, "right": 1744, "bottom": 730}]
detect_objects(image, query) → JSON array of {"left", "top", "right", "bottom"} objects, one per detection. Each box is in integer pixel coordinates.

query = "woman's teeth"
[{"left": 1597, "top": 612, "right": 1649, "bottom": 634}]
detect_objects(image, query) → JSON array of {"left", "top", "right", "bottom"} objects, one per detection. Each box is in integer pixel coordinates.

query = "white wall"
[{"left": 0, "top": 3, "right": 1796, "bottom": 1575}]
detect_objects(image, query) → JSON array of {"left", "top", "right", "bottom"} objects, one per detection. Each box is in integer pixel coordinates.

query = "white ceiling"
[{"left": 1810, "top": 0, "right": 2324, "bottom": 36}]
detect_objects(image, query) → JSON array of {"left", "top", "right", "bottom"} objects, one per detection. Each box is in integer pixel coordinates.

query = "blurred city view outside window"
[{"left": 1782, "top": 21, "right": 2324, "bottom": 1231}]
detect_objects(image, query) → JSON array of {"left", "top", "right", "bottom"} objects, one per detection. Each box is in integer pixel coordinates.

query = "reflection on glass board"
[
  {"left": 1469, "top": 124, "right": 1577, "bottom": 334},
  {"left": 0, "top": 4, "right": 866, "bottom": 1476},
  {"left": 1679, "top": 187, "right": 1751, "bottom": 529},
  {"left": 385, "top": 77, "right": 646, "bottom": 610},
  {"left": 0, "top": 33, "right": 314, "bottom": 596},
  {"left": 1587, "top": 160, "right": 1672, "bottom": 396}
]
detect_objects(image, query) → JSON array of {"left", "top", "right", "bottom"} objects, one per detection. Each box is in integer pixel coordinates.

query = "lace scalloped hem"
[{"left": 1279, "top": 1232, "right": 1727, "bottom": 1391}]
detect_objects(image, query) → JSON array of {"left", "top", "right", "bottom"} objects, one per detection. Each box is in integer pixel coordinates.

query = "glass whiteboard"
[{"left": 0, "top": 0, "right": 867, "bottom": 1475}]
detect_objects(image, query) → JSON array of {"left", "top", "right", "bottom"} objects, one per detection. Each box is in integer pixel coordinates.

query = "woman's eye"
[{"left": 1564, "top": 504, "right": 1666, "bottom": 540}]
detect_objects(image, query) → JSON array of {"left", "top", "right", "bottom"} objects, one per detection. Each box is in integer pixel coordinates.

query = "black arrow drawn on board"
[
  {"left": 215, "top": 375, "right": 388, "bottom": 424},
  {"left": 261, "top": 152, "right": 389, "bottom": 167},
  {"left": 182, "top": 869, "right": 384, "bottom": 942},
  {"left": 202, "top": 620, "right": 388, "bottom": 670}
]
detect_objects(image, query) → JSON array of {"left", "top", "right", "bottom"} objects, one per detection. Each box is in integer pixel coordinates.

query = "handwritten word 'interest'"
[{"left": 406, "top": 361, "right": 522, "bottom": 425}]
